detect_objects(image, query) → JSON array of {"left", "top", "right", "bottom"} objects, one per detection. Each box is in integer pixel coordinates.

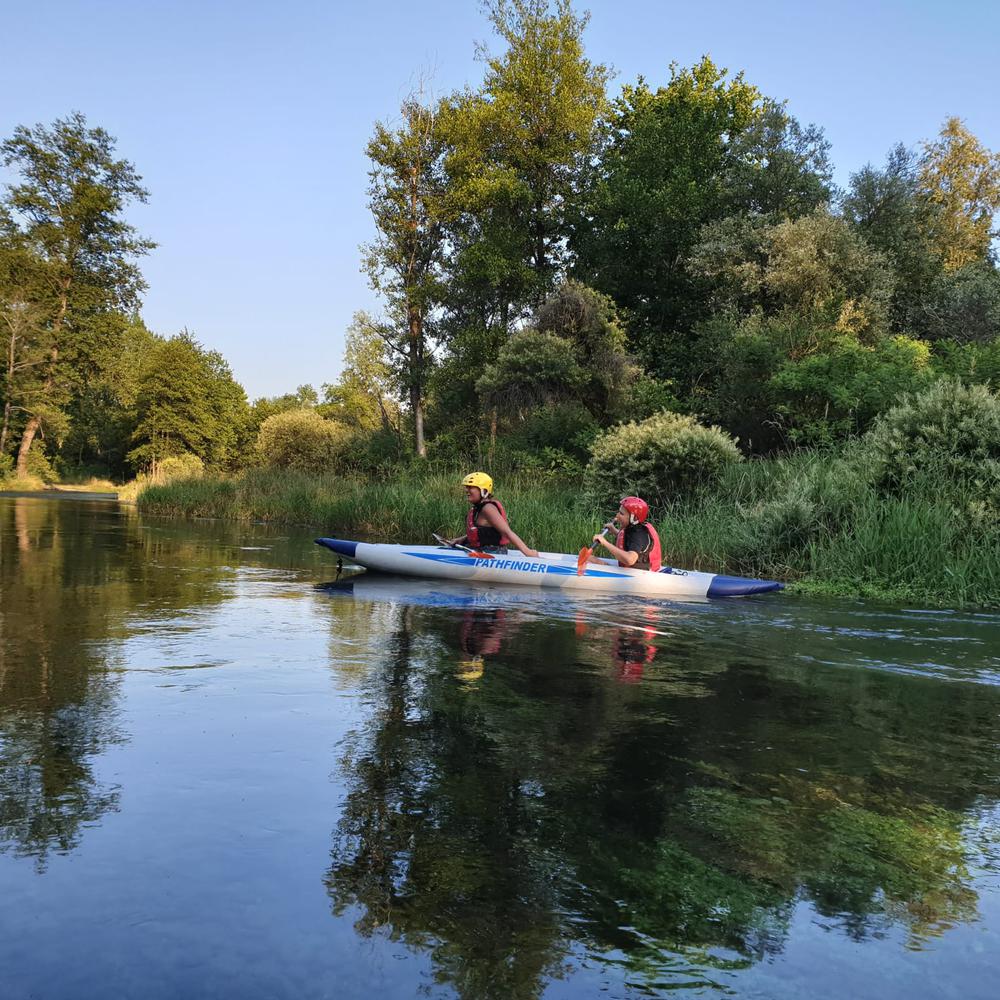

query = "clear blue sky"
[{"left": 2, "top": 0, "right": 996, "bottom": 400}]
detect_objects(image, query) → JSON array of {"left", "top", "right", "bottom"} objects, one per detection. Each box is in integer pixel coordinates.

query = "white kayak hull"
[{"left": 315, "top": 538, "right": 783, "bottom": 599}]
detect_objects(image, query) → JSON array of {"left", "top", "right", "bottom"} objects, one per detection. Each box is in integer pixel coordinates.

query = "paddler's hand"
[
  {"left": 593, "top": 533, "right": 610, "bottom": 548},
  {"left": 524, "top": 548, "right": 539, "bottom": 558}
]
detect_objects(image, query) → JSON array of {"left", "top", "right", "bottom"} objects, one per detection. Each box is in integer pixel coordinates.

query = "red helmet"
[{"left": 620, "top": 496, "right": 649, "bottom": 524}]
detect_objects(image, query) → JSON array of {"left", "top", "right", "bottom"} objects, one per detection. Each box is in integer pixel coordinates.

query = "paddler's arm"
[
  {"left": 594, "top": 534, "right": 638, "bottom": 567},
  {"left": 482, "top": 504, "right": 538, "bottom": 558}
]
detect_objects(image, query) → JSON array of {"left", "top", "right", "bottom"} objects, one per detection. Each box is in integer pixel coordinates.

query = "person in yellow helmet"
[{"left": 447, "top": 472, "right": 538, "bottom": 557}]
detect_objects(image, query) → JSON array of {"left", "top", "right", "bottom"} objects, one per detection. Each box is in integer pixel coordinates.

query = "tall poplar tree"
[
  {"left": 0, "top": 113, "right": 155, "bottom": 477},
  {"left": 362, "top": 98, "right": 448, "bottom": 458}
]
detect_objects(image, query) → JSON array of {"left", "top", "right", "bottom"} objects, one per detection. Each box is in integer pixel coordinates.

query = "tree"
[
  {"left": 533, "top": 280, "right": 635, "bottom": 418},
  {"left": 128, "top": 332, "right": 249, "bottom": 473},
  {"left": 723, "top": 101, "right": 832, "bottom": 220},
  {"left": 764, "top": 209, "right": 894, "bottom": 337},
  {"left": 58, "top": 313, "right": 156, "bottom": 478},
  {"left": 0, "top": 244, "right": 49, "bottom": 458},
  {"left": 571, "top": 58, "right": 766, "bottom": 374},
  {"left": 0, "top": 113, "right": 155, "bottom": 477},
  {"left": 476, "top": 328, "right": 587, "bottom": 416},
  {"left": 437, "top": 0, "right": 609, "bottom": 383},
  {"left": 689, "top": 208, "right": 894, "bottom": 339},
  {"left": 842, "top": 144, "right": 944, "bottom": 334},
  {"left": 918, "top": 117, "right": 1000, "bottom": 272},
  {"left": 362, "top": 97, "right": 449, "bottom": 458},
  {"left": 322, "top": 312, "right": 401, "bottom": 436}
]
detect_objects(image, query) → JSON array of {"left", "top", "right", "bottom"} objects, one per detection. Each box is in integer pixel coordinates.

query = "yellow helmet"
[{"left": 461, "top": 472, "right": 493, "bottom": 495}]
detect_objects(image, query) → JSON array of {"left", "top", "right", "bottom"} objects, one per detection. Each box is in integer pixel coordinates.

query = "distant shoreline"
[{"left": 0, "top": 489, "right": 119, "bottom": 502}]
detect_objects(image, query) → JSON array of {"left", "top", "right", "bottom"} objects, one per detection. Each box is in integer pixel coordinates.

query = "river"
[{"left": 1, "top": 496, "right": 998, "bottom": 999}]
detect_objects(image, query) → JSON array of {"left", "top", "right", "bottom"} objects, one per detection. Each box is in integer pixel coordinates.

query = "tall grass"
[
  {"left": 138, "top": 459, "right": 1000, "bottom": 608},
  {"left": 138, "top": 468, "right": 599, "bottom": 553}
]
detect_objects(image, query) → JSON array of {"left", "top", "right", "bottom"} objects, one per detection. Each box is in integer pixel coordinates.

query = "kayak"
[{"left": 315, "top": 538, "right": 783, "bottom": 599}]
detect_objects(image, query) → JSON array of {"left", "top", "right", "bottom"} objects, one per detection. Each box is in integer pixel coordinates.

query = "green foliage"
[
  {"left": 363, "top": 97, "right": 449, "bottom": 455},
  {"left": 255, "top": 408, "right": 352, "bottom": 473},
  {"left": 762, "top": 209, "right": 894, "bottom": 335},
  {"left": 476, "top": 329, "right": 587, "bottom": 412},
  {"left": 441, "top": 0, "right": 609, "bottom": 320},
  {"left": 533, "top": 280, "right": 636, "bottom": 418},
  {"left": 322, "top": 313, "right": 401, "bottom": 435},
  {"left": 573, "top": 57, "right": 766, "bottom": 370},
  {"left": 0, "top": 113, "right": 155, "bottom": 476},
  {"left": 128, "top": 332, "right": 250, "bottom": 472},
  {"left": 584, "top": 410, "right": 741, "bottom": 508},
  {"left": 858, "top": 378, "right": 1000, "bottom": 512},
  {"left": 573, "top": 58, "right": 832, "bottom": 381},
  {"left": 931, "top": 337, "right": 1000, "bottom": 387},
  {"left": 510, "top": 401, "right": 598, "bottom": 457},
  {"left": 921, "top": 264, "right": 1000, "bottom": 344},
  {"left": 841, "top": 143, "right": 944, "bottom": 334},
  {"left": 692, "top": 315, "right": 933, "bottom": 451},
  {"left": 770, "top": 333, "right": 933, "bottom": 446}
]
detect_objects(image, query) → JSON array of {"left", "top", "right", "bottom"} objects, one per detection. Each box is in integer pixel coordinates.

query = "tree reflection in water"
[
  {"left": 0, "top": 498, "right": 236, "bottom": 870},
  {"left": 322, "top": 583, "right": 998, "bottom": 997}
]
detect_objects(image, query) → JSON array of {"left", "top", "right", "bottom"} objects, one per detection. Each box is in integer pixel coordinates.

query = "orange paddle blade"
[
  {"left": 468, "top": 550, "right": 495, "bottom": 560},
  {"left": 576, "top": 546, "right": 593, "bottom": 576}
]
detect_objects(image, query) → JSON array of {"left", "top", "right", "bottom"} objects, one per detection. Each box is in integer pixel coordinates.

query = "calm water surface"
[{"left": 2, "top": 497, "right": 999, "bottom": 999}]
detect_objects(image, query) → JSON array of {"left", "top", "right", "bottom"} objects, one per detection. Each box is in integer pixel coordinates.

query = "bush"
[
  {"left": 510, "top": 402, "right": 599, "bottom": 460},
  {"left": 770, "top": 334, "right": 933, "bottom": 447},
  {"left": 584, "top": 410, "right": 742, "bottom": 509},
  {"left": 256, "top": 408, "right": 352, "bottom": 472},
  {"left": 158, "top": 453, "right": 205, "bottom": 481},
  {"left": 858, "top": 378, "right": 1000, "bottom": 510}
]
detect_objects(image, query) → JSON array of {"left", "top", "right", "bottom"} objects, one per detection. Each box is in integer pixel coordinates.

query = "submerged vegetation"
[{"left": 3, "top": 1, "right": 1000, "bottom": 606}]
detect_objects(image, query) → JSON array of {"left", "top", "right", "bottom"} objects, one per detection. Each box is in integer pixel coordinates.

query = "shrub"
[
  {"left": 158, "top": 453, "right": 205, "bottom": 481},
  {"left": 584, "top": 410, "right": 742, "bottom": 509},
  {"left": 510, "top": 402, "right": 599, "bottom": 460},
  {"left": 858, "top": 378, "right": 1000, "bottom": 509},
  {"left": 256, "top": 408, "right": 352, "bottom": 472},
  {"left": 770, "top": 334, "right": 933, "bottom": 447}
]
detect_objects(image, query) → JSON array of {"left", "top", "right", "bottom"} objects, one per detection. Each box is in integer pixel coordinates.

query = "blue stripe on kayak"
[
  {"left": 406, "top": 551, "right": 627, "bottom": 578},
  {"left": 707, "top": 574, "right": 784, "bottom": 597},
  {"left": 315, "top": 538, "right": 358, "bottom": 558}
]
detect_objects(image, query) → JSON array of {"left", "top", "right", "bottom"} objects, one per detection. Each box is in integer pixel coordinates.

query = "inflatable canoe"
[{"left": 315, "top": 538, "right": 783, "bottom": 599}]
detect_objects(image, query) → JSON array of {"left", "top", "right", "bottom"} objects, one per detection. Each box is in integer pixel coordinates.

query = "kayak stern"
[{"left": 707, "top": 574, "right": 784, "bottom": 597}]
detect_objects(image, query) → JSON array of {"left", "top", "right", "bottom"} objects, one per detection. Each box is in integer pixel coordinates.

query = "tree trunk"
[
  {"left": 15, "top": 279, "right": 69, "bottom": 479},
  {"left": 0, "top": 399, "right": 10, "bottom": 457},
  {"left": 16, "top": 414, "right": 41, "bottom": 478},
  {"left": 408, "top": 304, "right": 426, "bottom": 458}
]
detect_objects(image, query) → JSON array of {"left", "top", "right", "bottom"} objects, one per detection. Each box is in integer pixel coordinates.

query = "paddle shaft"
[
  {"left": 432, "top": 533, "right": 495, "bottom": 560},
  {"left": 577, "top": 522, "right": 616, "bottom": 575}
]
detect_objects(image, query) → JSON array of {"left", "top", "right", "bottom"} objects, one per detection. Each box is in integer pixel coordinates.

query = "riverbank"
[{"left": 136, "top": 462, "right": 1000, "bottom": 609}]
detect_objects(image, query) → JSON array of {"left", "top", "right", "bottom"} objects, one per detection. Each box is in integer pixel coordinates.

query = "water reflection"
[
  {"left": 0, "top": 498, "right": 255, "bottom": 869},
  {"left": 320, "top": 576, "right": 1000, "bottom": 996},
  {"left": 2, "top": 501, "right": 999, "bottom": 998}
]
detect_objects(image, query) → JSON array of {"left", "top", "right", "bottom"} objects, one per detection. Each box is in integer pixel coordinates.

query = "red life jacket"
[
  {"left": 466, "top": 498, "right": 510, "bottom": 549},
  {"left": 616, "top": 522, "right": 662, "bottom": 572}
]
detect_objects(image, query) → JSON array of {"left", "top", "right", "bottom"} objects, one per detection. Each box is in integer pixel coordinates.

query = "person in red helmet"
[{"left": 592, "top": 496, "right": 662, "bottom": 572}]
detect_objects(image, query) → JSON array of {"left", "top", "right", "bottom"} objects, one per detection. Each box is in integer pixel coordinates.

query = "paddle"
[
  {"left": 577, "top": 522, "right": 615, "bottom": 576},
  {"left": 432, "top": 532, "right": 496, "bottom": 560}
]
